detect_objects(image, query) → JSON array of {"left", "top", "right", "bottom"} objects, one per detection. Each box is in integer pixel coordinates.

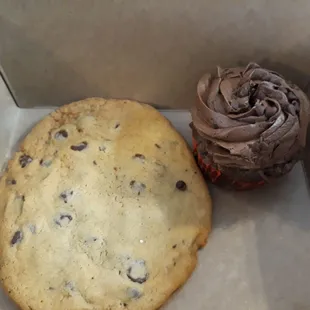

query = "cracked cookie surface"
[{"left": 0, "top": 98, "right": 211, "bottom": 310}]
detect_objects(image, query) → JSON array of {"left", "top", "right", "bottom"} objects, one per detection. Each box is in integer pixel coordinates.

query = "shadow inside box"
[
  {"left": 210, "top": 163, "right": 310, "bottom": 232},
  {"left": 210, "top": 163, "right": 310, "bottom": 310},
  {"left": 0, "top": 286, "right": 18, "bottom": 310}
]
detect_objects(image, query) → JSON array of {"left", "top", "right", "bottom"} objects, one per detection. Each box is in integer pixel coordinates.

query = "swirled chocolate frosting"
[{"left": 192, "top": 63, "right": 309, "bottom": 179}]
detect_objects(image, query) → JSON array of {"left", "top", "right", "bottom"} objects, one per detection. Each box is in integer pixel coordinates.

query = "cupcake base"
[{"left": 193, "top": 137, "right": 266, "bottom": 191}]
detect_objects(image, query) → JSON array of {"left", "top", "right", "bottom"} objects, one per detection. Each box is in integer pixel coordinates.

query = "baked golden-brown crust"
[{"left": 0, "top": 98, "right": 211, "bottom": 310}]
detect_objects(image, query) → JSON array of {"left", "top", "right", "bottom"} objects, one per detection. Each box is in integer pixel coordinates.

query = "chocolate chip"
[
  {"left": 93, "top": 160, "right": 97, "bottom": 165},
  {"left": 133, "top": 154, "right": 145, "bottom": 163},
  {"left": 48, "top": 287, "right": 55, "bottom": 291},
  {"left": 59, "top": 190, "right": 74, "bottom": 203},
  {"left": 176, "top": 180, "right": 187, "bottom": 191},
  {"left": 133, "top": 154, "right": 145, "bottom": 160},
  {"left": 70, "top": 142, "right": 88, "bottom": 151},
  {"left": 40, "top": 159, "right": 52, "bottom": 167},
  {"left": 60, "top": 214, "right": 73, "bottom": 221},
  {"left": 129, "top": 181, "right": 146, "bottom": 195},
  {"left": 54, "top": 130, "right": 68, "bottom": 140},
  {"left": 172, "top": 244, "right": 177, "bottom": 249},
  {"left": 11, "top": 231, "right": 23, "bottom": 245},
  {"left": 55, "top": 214, "right": 73, "bottom": 227},
  {"left": 6, "top": 179, "right": 16, "bottom": 185},
  {"left": 127, "top": 287, "right": 142, "bottom": 299},
  {"left": 155, "top": 143, "right": 161, "bottom": 149},
  {"left": 136, "top": 153, "right": 145, "bottom": 159},
  {"left": 126, "top": 260, "right": 148, "bottom": 284},
  {"left": 19, "top": 155, "right": 32, "bottom": 168},
  {"left": 114, "top": 122, "right": 120, "bottom": 129}
]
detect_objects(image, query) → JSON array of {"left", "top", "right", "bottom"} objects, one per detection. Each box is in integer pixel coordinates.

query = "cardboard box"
[
  {"left": 1, "top": 2, "right": 310, "bottom": 309},
  {"left": 0, "top": 76, "right": 310, "bottom": 310}
]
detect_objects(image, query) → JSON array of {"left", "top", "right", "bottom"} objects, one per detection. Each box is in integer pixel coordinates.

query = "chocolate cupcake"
[{"left": 191, "top": 63, "right": 309, "bottom": 190}]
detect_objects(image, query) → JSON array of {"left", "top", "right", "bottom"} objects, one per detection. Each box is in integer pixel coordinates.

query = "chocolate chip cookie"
[{"left": 0, "top": 98, "right": 212, "bottom": 310}]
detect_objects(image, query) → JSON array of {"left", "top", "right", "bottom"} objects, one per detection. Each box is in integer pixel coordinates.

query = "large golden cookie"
[{"left": 0, "top": 98, "right": 211, "bottom": 310}]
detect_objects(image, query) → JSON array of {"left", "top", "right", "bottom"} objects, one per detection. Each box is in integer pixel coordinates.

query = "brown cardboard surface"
[
  {"left": 2, "top": 0, "right": 310, "bottom": 108},
  {"left": 0, "top": 78, "right": 310, "bottom": 310}
]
